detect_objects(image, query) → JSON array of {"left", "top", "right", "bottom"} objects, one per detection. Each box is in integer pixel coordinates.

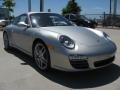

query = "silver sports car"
[{"left": 3, "top": 12, "right": 117, "bottom": 71}]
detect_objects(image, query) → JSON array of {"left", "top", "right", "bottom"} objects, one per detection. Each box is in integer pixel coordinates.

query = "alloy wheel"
[{"left": 34, "top": 42, "right": 50, "bottom": 70}]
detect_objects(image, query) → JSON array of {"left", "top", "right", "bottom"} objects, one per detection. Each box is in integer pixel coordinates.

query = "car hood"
[{"left": 41, "top": 26, "right": 109, "bottom": 46}]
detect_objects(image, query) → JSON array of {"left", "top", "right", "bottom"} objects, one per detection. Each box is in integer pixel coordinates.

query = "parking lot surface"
[{"left": 0, "top": 28, "right": 120, "bottom": 90}]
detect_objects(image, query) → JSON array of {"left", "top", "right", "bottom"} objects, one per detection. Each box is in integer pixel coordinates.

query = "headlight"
[
  {"left": 59, "top": 35, "right": 75, "bottom": 49},
  {"left": 103, "top": 32, "right": 111, "bottom": 40}
]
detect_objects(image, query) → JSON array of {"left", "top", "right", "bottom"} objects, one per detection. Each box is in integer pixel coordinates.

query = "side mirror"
[{"left": 18, "top": 21, "right": 30, "bottom": 28}]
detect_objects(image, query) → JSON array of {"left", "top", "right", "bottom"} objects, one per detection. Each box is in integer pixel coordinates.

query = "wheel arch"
[
  {"left": 32, "top": 38, "right": 51, "bottom": 69},
  {"left": 32, "top": 38, "right": 46, "bottom": 49},
  {"left": 32, "top": 38, "right": 50, "bottom": 58}
]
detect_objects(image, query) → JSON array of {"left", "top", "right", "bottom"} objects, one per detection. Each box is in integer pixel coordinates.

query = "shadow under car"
[{"left": 5, "top": 48, "right": 120, "bottom": 89}]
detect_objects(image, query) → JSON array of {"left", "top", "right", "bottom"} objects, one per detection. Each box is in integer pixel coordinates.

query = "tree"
[
  {"left": 2, "top": 0, "right": 15, "bottom": 15},
  {"left": 62, "top": 0, "right": 81, "bottom": 15}
]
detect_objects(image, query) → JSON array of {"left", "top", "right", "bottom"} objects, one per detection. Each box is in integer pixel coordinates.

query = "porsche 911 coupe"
[{"left": 3, "top": 12, "right": 117, "bottom": 71}]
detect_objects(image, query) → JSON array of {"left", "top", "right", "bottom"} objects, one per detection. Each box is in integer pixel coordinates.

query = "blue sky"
[{"left": 13, "top": 0, "right": 120, "bottom": 16}]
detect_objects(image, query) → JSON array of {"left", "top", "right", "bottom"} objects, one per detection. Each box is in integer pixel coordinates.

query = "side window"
[
  {"left": 13, "top": 14, "right": 28, "bottom": 25},
  {"left": 19, "top": 15, "right": 28, "bottom": 24},
  {"left": 13, "top": 16, "right": 20, "bottom": 25}
]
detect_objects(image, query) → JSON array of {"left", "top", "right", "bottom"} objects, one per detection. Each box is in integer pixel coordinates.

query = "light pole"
[
  {"left": 113, "top": 0, "right": 117, "bottom": 15},
  {"left": 109, "top": 0, "right": 112, "bottom": 26},
  {"left": 28, "top": 0, "right": 31, "bottom": 12},
  {"left": 0, "top": 0, "right": 3, "bottom": 7},
  {"left": 40, "top": 0, "right": 44, "bottom": 12},
  {"left": 110, "top": 0, "right": 112, "bottom": 15}
]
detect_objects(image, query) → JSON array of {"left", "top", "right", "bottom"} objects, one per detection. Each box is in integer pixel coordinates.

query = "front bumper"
[
  {"left": 69, "top": 54, "right": 115, "bottom": 70},
  {"left": 49, "top": 41, "right": 116, "bottom": 71},
  {"left": 51, "top": 52, "right": 115, "bottom": 71}
]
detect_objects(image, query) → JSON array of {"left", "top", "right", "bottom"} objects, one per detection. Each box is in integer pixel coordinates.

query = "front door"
[{"left": 12, "top": 14, "right": 33, "bottom": 53}]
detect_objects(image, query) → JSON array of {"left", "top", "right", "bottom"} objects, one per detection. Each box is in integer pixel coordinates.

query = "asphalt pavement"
[{"left": 0, "top": 28, "right": 120, "bottom": 90}]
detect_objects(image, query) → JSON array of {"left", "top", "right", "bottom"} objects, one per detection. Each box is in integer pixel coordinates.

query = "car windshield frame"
[{"left": 29, "top": 13, "right": 73, "bottom": 27}]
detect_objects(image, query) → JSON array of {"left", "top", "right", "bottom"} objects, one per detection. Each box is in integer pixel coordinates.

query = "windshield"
[{"left": 30, "top": 13, "right": 73, "bottom": 27}]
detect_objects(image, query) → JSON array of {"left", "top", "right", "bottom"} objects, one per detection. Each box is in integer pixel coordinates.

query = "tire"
[
  {"left": 33, "top": 41, "right": 50, "bottom": 71},
  {"left": 3, "top": 32, "right": 10, "bottom": 50}
]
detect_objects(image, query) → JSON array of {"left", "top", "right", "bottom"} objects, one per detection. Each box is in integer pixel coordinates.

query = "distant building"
[{"left": 0, "top": 8, "right": 9, "bottom": 20}]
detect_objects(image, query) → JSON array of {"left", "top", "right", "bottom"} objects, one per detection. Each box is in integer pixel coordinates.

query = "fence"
[{"left": 82, "top": 13, "right": 120, "bottom": 28}]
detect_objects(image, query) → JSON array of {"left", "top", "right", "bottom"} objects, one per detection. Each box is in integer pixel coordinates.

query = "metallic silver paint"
[{"left": 3, "top": 12, "right": 117, "bottom": 71}]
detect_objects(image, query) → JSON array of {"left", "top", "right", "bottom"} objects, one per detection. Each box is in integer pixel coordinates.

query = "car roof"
[
  {"left": 15, "top": 12, "right": 59, "bottom": 18},
  {"left": 15, "top": 12, "right": 59, "bottom": 17},
  {"left": 27, "top": 12, "right": 57, "bottom": 15}
]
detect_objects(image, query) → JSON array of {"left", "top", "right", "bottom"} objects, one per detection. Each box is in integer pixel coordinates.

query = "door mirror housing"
[{"left": 18, "top": 21, "right": 30, "bottom": 28}]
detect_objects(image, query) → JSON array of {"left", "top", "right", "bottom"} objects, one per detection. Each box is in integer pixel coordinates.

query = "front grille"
[
  {"left": 70, "top": 60, "right": 89, "bottom": 69},
  {"left": 94, "top": 56, "right": 115, "bottom": 67}
]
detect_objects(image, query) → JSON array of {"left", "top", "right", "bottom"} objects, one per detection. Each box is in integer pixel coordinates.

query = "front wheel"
[{"left": 33, "top": 41, "right": 50, "bottom": 71}]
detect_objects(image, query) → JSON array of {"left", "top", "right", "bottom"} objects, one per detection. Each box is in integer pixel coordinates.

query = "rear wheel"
[
  {"left": 3, "top": 32, "right": 10, "bottom": 50},
  {"left": 33, "top": 41, "right": 50, "bottom": 71}
]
